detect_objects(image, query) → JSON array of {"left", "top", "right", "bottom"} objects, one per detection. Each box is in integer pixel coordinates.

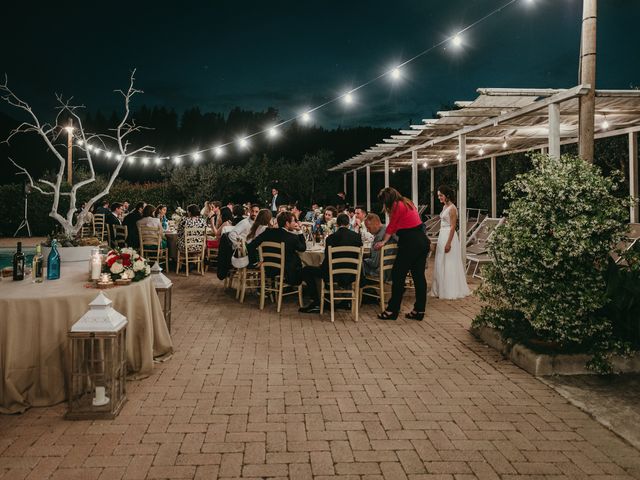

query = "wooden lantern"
[
  {"left": 151, "top": 262, "right": 173, "bottom": 332},
  {"left": 66, "top": 293, "right": 127, "bottom": 420}
]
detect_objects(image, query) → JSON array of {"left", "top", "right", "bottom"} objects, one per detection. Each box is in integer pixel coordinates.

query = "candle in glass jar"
[
  {"left": 100, "top": 273, "right": 110, "bottom": 283},
  {"left": 90, "top": 253, "right": 102, "bottom": 280}
]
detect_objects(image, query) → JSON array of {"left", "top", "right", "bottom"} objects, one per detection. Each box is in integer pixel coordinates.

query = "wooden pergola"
[{"left": 330, "top": 84, "right": 640, "bottom": 259}]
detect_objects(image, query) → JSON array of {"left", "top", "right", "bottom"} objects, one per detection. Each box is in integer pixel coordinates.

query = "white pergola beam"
[
  {"left": 366, "top": 165, "right": 371, "bottom": 212},
  {"left": 411, "top": 150, "right": 418, "bottom": 206},
  {"left": 548, "top": 103, "right": 561, "bottom": 158},
  {"left": 458, "top": 134, "right": 467, "bottom": 263},
  {"left": 630, "top": 132, "right": 639, "bottom": 223},
  {"left": 491, "top": 156, "right": 497, "bottom": 218}
]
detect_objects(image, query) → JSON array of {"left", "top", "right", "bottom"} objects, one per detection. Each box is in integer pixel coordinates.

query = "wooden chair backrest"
[
  {"left": 183, "top": 226, "right": 206, "bottom": 253},
  {"left": 93, "top": 214, "right": 106, "bottom": 241},
  {"left": 379, "top": 243, "right": 397, "bottom": 276},
  {"left": 327, "top": 246, "right": 363, "bottom": 284},
  {"left": 112, "top": 225, "right": 128, "bottom": 247},
  {"left": 139, "top": 225, "right": 163, "bottom": 247},
  {"left": 258, "top": 241, "right": 285, "bottom": 278}
]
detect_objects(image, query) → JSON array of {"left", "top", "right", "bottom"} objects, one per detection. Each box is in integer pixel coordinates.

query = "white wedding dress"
[{"left": 430, "top": 204, "right": 471, "bottom": 299}]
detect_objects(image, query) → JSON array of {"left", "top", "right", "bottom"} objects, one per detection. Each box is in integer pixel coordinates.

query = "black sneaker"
[{"left": 299, "top": 303, "right": 320, "bottom": 314}]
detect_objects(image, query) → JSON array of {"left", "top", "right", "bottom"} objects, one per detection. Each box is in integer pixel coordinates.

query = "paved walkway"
[{"left": 1, "top": 269, "right": 639, "bottom": 479}]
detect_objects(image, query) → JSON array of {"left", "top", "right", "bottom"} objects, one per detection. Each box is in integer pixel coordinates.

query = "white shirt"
[
  {"left": 271, "top": 194, "right": 278, "bottom": 211},
  {"left": 137, "top": 217, "right": 162, "bottom": 230},
  {"left": 228, "top": 217, "right": 254, "bottom": 245}
]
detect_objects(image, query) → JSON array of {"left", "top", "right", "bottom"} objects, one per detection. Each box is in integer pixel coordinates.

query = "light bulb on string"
[
  {"left": 238, "top": 137, "right": 250, "bottom": 149},
  {"left": 423, "top": 162, "right": 428, "bottom": 168},
  {"left": 391, "top": 67, "right": 402, "bottom": 81},
  {"left": 392, "top": 168, "right": 396, "bottom": 174},
  {"left": 343, "top": 92, "right": 354, "bottom": 105},
  {"left": 479, "top": 147, "right": 485, "bottom": 156},
  {"left": 301, "top": 112, "right": 312, "bottom": 124},
  {"left": 87, "top": 145, "right": 94, "bottom": 152},
  {"left": 94, "top": 148, "right": 101, "bottom": 156},
  {"left": 602, "top": 116, "right": 610, "bottom": 130},
  {"left": 116, "top": 154, "right": 123, "bottom": 161},
  {"left": 105, "top": 151, "right": 112, "bottom": 159},
  {"left": 154, "top": 156, "right": 161, "bottom": 165},
  {"left": 267, "top": 127, "right": 279, "bottom": 139},
  {"left": 214, "top": 146, "right": 224, "bottom": 157},
  {"left": 439, "top": 157, "right": 443, "bottom": 163},
  {"left": 451, "top": 33, "right": 463, "bottom": 48},
  {"left": 192, "top": 152, "right": 201, "bottom": 162},
  {"left": 502, "top": 139, "right": 508, "bottom": 149},
  {"left": 76, "top": 139, "right": 84, "bottom": 147},
  {"left": 141, "top": 157, "right": 149, "bottom": 166},
  {"left": 173, "top": 156, "right": 182, "bottom": 165},
  {"left": 127, "top": 156, "right": 135, "bottom": 164}
]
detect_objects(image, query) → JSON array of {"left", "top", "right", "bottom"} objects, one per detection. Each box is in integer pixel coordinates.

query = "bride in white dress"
[{"left": 430, "top": 185, "right": 471, "bottom": 299}]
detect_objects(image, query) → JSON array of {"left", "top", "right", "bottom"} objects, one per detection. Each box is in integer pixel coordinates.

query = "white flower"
[
  {"left": 133, "top": 259, "right": 145, "bottom": 272},
  {"left": 110, "top": 263, "right": 124, "bottom": 274},
  {"left": 144, "top": 265, "right": 151, "bottom": 275}
]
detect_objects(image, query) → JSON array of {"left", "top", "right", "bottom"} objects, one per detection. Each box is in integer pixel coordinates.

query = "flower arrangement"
[
  {"left": 104, "top": 248, "right": 151, "bottom": 282},
  {"left": 321, "top": 218, "right": 337, "bottom": 235},
  {"left": 171, "top": 206, "right": 186, "bottom": 223}
]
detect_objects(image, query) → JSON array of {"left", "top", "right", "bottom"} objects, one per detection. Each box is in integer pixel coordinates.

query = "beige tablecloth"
[
  {"left": 0, "top": 263, "right": 173, "bottom": 414},
  {"left": 165, "top": 231, "right": 178, "bottom": 260},
  {"left": 299, "top": 247, "right": 325, "bottom": 267}
]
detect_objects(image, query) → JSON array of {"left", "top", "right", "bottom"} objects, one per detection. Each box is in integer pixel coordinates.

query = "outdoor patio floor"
[{"left": 1, "top": 267, "right": 640, "bottom": 479}]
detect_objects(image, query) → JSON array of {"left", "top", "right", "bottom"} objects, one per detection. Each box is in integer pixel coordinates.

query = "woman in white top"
[
  {"left": 430, "top": 185, "right": 471, "bottom": 299},
  {"left": 137, "top": 205, "right": 166, "bottom": 249}
]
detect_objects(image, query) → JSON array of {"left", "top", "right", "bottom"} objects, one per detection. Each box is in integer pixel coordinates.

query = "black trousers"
[
  {"left": 387, "top": 226, "right": 429, "bottom": 313},
  {"left": 301, "top": 266, "right": 322, "bottom": 303}
]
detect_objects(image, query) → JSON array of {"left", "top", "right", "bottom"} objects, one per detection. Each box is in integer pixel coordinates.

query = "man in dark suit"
[
  {"left": 268, "top": 188, "right": 285, "bottom": 217},
  {"left": 123, "top": 201, "right": 145, "bottom": 249},
  {"left": 105, "top": 202, "right": 123, "bottom": 227},
  {"left": 247, "top": 211, "right": 306, "bottom": 285},
  {"left": 299, "top": 213, "right": 362, "bottom": 313}
]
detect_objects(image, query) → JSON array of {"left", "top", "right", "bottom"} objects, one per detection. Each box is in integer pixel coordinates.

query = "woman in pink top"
[{"left": 374, "top": 187, "right": 430, "bottom": 321}]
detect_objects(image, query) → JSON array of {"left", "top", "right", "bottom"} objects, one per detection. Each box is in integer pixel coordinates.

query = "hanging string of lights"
[{"left": 77, "top": 0, "right": 534, "bottom": 166}]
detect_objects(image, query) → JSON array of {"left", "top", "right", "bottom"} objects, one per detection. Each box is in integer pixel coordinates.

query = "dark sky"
[{"left": 1, "top": 0, "right": 638, "bottom": 129}]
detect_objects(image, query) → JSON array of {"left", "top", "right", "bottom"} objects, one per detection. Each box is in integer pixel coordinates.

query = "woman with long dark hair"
[{"left": 373, "top": 187, "right": 429, "bottom": 321}]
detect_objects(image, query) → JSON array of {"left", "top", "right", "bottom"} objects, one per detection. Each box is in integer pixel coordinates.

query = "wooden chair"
[
  {"left": 139, "top": 225, "right": 169, "bottom": 270},
  {"left": 205, "top": 245, "right": 219, "bottom": 272},
  {"left": 465, "top": 217, "right": 505, "bottom": 277},
  {"left": 79, "top": 219, "right": 95, "bottom": 238},
  {"left": 176, "top": 226, "right": 206, "bottom": 276},
  {"left": 258, "top": 241, "right": 303, "bottom": 312},
  {"left": 238, "top": 267, "right": 261, "bottom": 303},
  {"left": 93, "top": 214, "right": 107, "bottom": 242},
  {"left": 320, "top": 246, "right": 364, "bottom": 323},
  {"left": 111, "top": 225, "right": 128, "bottom": 249},
  {"left": 361, "top": 243, "right": 397, "bottom": 311}
]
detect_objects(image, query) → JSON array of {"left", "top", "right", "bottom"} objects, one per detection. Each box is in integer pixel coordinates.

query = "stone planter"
[
  {"left": 42, "top": 245, "right": 95, "bottom": 265},
  {"left": 470, "top": 325, "right": 640, "bottom": 376}
]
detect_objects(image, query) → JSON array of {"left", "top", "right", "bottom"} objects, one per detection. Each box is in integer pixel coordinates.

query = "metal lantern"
[
  {"left": 151, "top": 262, "right": 173, "bottom": 332},
  {"left": 66, "top": 293, "right": 128, "bottom": 420}
]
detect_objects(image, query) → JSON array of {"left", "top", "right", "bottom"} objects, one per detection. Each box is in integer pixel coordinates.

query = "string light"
[
  {"left": 105, "top": 151, "right": 112, "bottom": 159},
  {"left": 602, "top": 116, "right": 610, "bottom": 130},
  {"left": 439, "top": 157, "right": 443, "bottom": 163},
  {"left": 116, "top": 154, "right": 123, "bottom": 161},
  {"left": 154, "top": 156, "right": 161, "bottom": 165},
  {"left": 502, "top": 138, "right": 508, "bottom": 149},
  {"left": 141, "top": 157, "right": 149, "bottom": 166},
  {"left": 69, "top": 0, "right": 525, "bottom": 166},
  {"left": 479, "top": 147, "right": 485, "bottom": 156},
  {"left": 422, "top": 162, "right": 428, "bottom": 168},
  {"left": 392, "top": 168, "right": 396, "bottom": 173}
]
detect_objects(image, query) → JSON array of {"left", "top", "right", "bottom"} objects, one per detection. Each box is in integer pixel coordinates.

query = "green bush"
[{"left": 473, "top": 153, "right": 632, "bottom": 372}]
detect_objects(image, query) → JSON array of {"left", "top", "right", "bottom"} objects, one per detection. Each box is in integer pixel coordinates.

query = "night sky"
[{"left": 1, "top": 0, "right": 639, "bottom": 129}]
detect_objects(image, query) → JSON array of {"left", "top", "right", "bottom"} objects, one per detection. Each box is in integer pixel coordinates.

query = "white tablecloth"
[{"left": 0, "top": 263, "right": 173, "bottom": 414}]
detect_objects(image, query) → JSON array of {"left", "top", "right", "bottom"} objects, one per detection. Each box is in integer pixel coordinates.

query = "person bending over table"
[
  {"left": 299, "top": 213, "right": 362, "bottom": 314},
  {"left": 374, "top": 187, "right": 429, "bottom": 321}
]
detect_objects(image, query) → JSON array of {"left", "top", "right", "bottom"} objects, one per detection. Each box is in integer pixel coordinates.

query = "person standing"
[
  {"left": 373, "top": 187, "right": 429, "bottom": 321},
  {"left": 269, "top": 188, "right": 284, "bottom": 216},
  {"left": 430, "top": 185, "right": 471, "bottom": 299},
  {"left": 123, "top": 202, "right": 145, "bottom": 249}
]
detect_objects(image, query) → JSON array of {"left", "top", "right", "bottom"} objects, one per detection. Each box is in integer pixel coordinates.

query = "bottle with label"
[
  {"left": 13, "top": 242, "right": 25, "bottom": 281},
  {"left": 32, "top": 244, "right": 44, "bottom": 283},
  {"left": 47, "top": 239, "right": 61, "bottom": 280}
]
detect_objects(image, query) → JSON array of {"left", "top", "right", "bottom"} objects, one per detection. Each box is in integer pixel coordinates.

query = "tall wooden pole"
[
  {"left": 66, "top": 121, "right": 73, "bottom": 185},
  {"left": 578, "top": 0, "right": 597, "bottom": 163},
  {"left": 630, "top": 132, "right": 639, "bottom": 223}
]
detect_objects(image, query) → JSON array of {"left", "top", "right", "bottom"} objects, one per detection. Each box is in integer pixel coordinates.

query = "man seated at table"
[
  {"left": 105, "top": 202, "right": 123, "bottom": 226},
  {"left": 362, "top": 213, "right": 396, "bottom": 283},
  {"left": 123, "top": 202, "right": 146, "bottom": 249},
  {"left": 228, "top": 204, "right": 260, "bottom": 245},
  {"left": 247, "top": 211, "right": 306, "bottom": 286},
  {"left": 299, "top": 213, "right": 362, "bottom": 313},
  {"left": 304, "top": 203, "right": 319, "bottom": 222}
]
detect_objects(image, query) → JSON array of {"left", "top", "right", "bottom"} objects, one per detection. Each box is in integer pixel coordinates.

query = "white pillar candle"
[{"left": 93, "top": 386, "right": 109, "bottom": 406}]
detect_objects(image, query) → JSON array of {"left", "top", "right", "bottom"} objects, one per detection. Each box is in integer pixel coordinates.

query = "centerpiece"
[
  {"left": 104, "top": 248, "right": 151, "bottom": 285},
  {"left": 42, "top": 233, "right": 102, "bottom": 264}
]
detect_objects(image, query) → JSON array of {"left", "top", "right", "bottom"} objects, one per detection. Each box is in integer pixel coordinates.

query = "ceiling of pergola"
[{"left": 330, "top": 85, "right": 640, "bottom": 173}]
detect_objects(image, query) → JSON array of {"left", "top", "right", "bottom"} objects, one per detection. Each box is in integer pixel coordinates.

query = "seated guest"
[
  {"left": 362, "top": 213, "right": 396, "bottom": 281},
  {"left": 177, "top": 204, "right": 207, "bottom": 253},
  {"left": 313, "top": 206, "right": 338, "bottom": 234},
  {"left": 95, "top": 200, "right": 111, "bottom": 216},
  {"left": 123, "top": 202, "right": 145, "bottom": 249},
  {"left": 121, "top": 200, "right": 130, "bottom": 217},
  {"left": 347, "top": 207, "right": 356, "bottom": 229},
  {"left": 154, "top": 204, "right": 169, "bottom": 231},
  {"left": 300, "top": 213, "right": 363, "bottom": 313},
  {"left": 231, "top": 204, "right": 245, "bottom": 226},
  {"left": 138, "top": 204, "right": 167, "bottom": 249},
  {"left": 246, "top": 209, "right": 273, "bottom": 266},
  {"left": 229, "top": 204, "right": 260, "bottom": 245},
  {"left": 205, "top": 201, "right": 222, "bottom": 231},
  {"left": 106, "top": 202, "right": 123, "bottom": 226},
  {"left": 209, "top": 206, "right": 234, "bottom": 249},
  {"left": 351, "top": 206, "right": 367, "bottom": 233},
  {"left": 304, "top": 203, "right": 319, "bottom": 222},
  {"left": 247, "top": 211, "right": 306, "bottom": 286}
]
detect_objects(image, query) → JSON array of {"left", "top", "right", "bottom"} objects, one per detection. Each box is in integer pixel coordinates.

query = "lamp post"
[
  {"left": 150, "top": 262, "right": 173, "bottom": 332},
  {"left": 64, "top": 123, "right": 74, "bottom": 185}
]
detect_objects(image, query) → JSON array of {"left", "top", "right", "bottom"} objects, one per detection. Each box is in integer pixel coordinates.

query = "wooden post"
[
  {"left": 66, "top": 121, "right": 73, "bottom": 185},
  {"left": 458, "top": 134, "right": 467, "bottom": 263},
  {"left": 353, "top": 170, "right": 357, "bottom": 207},
  {"left": 548, "top": 103, "right": 561, "bottom": 159},
  {"left": 578, "top": 0, "right": 597, "bottom": 163},
  {"left": 430, "top": 167, "right": 435, "bottom": 216},
  {"left": 384, "top": 159, "right": 390, "bottom": 223},
  {"left": 630, "top": 132, "right": 639, "bottom": 223},
  {"left": 366, "top": 165, "right": 371, "bottom": 212},
  {"left": 490, "top": 156, "right": 497, "bottom": 218},
  {"left": 411, "top": 150, "right": 419, "bottom": 206},
  {"left": 540, "top": 146, "right": 548, "bottom": 155}
]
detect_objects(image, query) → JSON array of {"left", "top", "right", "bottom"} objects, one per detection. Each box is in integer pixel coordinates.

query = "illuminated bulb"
[
  {"left": 214, "top": 146, "right": 224, "bottom": 156},
  {"left": 94, "top": 148, "right": 101, "bottom": 156},
  {"left": 127, "top": 156, "right": 135, "bottom": 164},
  {"left": 154, "top": 156, "right": 161, "bottom": 165},
  {"left": 343, "top": 92, "right": 354, "bottom": 105},
  {"left": 64, "top": 126, "right": 74, "bottom": 134},
  {"left": 602, "top": 119, "right": 610, "bottom": 130},
  {"left": 268, "top": 127, "right": 279, "bottom": 139},
  {"left": 452, "top": 34, "right": 463, "bottom": 47},
  {"left": 238, "top": 137, "right": 250, "bottom": 149},
  {"left": 301, "top": 112, "right": 311, "bottom": 123},
  {"left": 173, "top": 157, "right": 181, "bottom": 165},
  {"left": 105, "top": 151, "right": 112, "bottom": 159},
  {"left": 116, "top": 154, "right": 123, "bottom": 161},
  {"left": 76, "top": 139, "right": 84, "bottom": 147},
  {"left": 502, "top": 140, "right": 508, "bottom": 149},
  {"left": 423, "top": 162, "right": 428, "bottom": 168},
  {"left": 456, "top": 154, "right": 461, "bottom": 160},
  {"left": 141, "top": 157, "right": 149, "bottom": 166},
  {"left": 479, "top": 148, "right": 485, "bottom": 156},
  {"left": 391, "top": 67, "right": 402, "bottom": 80},
  {"left": 192, "top": 152, "right": 201, "bottom": 161},
  {"left": 392, "top": 168, "right": 396, "bottom": 173},
  {"left": 439, "top": 157, "right": 443, "bottom": 163},
  {"left": 87, "top": 145, "right": 94, "bottom": 152}
]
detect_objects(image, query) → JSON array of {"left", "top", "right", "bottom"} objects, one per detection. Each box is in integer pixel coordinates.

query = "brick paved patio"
[{"left": 1, "top": 268, "right": 639, "bottom": 479}]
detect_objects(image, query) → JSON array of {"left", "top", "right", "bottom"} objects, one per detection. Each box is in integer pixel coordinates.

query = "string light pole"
[
  {"left": 65, "top": 122, "right": 74, "bottom": 184},
  {"left": 578, "top": 0, "right": 597, "bottom": 163}
]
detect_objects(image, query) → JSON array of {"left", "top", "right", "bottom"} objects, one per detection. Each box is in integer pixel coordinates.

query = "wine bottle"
[
  {"left": 32, "top": 244, "right": 43, "bottom": 283},
  {"left": 47, "top": 239, "right": 61, "bottom": 280},
  {"left": 12, "top": 242, "right": 25, "bottom": 281}
]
